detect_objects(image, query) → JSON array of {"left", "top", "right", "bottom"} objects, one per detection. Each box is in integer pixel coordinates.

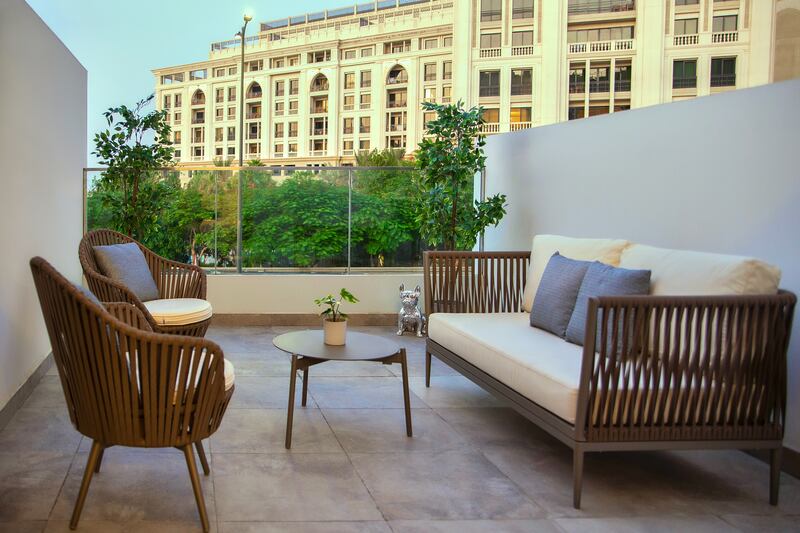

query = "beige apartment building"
[{"left": 153, "top": 0, "right": 788, "bottom": 167}]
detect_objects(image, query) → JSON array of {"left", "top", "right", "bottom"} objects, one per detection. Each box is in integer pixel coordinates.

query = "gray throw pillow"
[
  {"left": 93, "top": 242, "right": 159, "bottom": 302},
  {"left": 73, "top": 282, "right": 102, "bottom": 307},
  {"left": 565, "top": 262, "right": 651, "bottom": 347},
  {"left": 530, "top": 253, "right": 591, "bottom": 337}
]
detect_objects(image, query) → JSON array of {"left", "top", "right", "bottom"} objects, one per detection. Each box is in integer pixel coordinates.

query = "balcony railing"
[
  {"left": 480, "top": 122, "right": 500, "bottom": 134},
  {"left": 674, "top": 34, "right": 699, "bottom": 46},
  {"left": 479, "top": 48, "right": 501, "bottom": 58},
  {"left": 387, "top": 124, "right": 406, "bottom": 132},
  {"left": 568, "top": 0, "right": 635, "bottom": 16},
  {"left": 512, "top": 46, "right": 534, "bottom": 56},
  {"left": 673, "top": 77, "right": 697, "bottom": 89},
  {"left": 191, "top": 98, "right": 205, "bottom": 106},
  {"left": 246, "top": 112, "right": 261, "bottom": 119},
  {"left": 568, "top": 38, "right": 634, "bottom": 54},
  {"left": 712, "top": 31, "right": 739, "bottom": 43},
  {"left": 615, "top": 79, "right": 631, "bottom": 92},
  {"left": 510, "top": 122, "right": 532, "bottom": 131},
  {"left": 589, "top": 79, "right": 611, "bottom": 92},
  {"left": 387, "top": 75, "right": 408, "bottom": 85},
  {"left": 84, "top": 165, "right": 424, "bottom": 273},
  {"left": 711, "top": 74, "right": 736, "bottom": 87},
  {"left": 569, "top": 81, "right": 586, "bottom": 93},
  {"left": 191, "top": 117, "right": 205, "bottom": 124},
  {"left": 387, "top": 101, "right": 407, "bottom": 108}
]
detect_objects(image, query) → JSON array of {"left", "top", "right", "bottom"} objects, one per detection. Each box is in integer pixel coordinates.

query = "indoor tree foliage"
[
  {"left": 415, "top": 101, "right": 507, "bottom": 250},
  {"left": 92, "top": 95, "right": 174, "bottom": 242}
]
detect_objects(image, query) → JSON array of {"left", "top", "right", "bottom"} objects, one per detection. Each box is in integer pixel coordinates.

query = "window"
[
  {"left": 192, "top": 127, "right": 204, "bottom": 143},
  {"left": 193, "top": 147, "right": 203, "bottom": 157},
  {"left": 246, "top": 60, "right": 263, "bottom": 72},
  {"left": 343, "top": 49, "right": 357, "bottom": 59},
  {"left": 615, "top": 63, "right": 631, "bottom": 92},
  {"left": 589, "top": 65, "right": 610, "bottom": 92},
  {"left": 443, "top": 61, "right": 452, "bottom": 80},
  {"left": 227, "top": 106, "right": 235, "bottom": 119},
  {"left": 512, "top": 0, "right": 534, "bottom": 19},
  {"left": 227, "top": 127, "right": 235, "bottom": 141},
  {"left": 481, "top": 0, "right": 502, "bottom": 21},
  {"left": 442, "top": 86, "right": 452, "bottom": 102},
  {"left": 289, "top": 100, "right": 298, "bottom": 114},
  {"left": 215, "top": 108, "right": 223, "bottom": 120},
  {"left": 710, "top": 57, "right": 736, "bottom": 87},
  {"left": 510, "top": 107, "right": 532, "bottom": 123},
  {"left": 344, "top": 95, "right": 355, "bottom": 110},
  {"left": 227, "top": 147, "right": 235, "bottom": 156},
  {"left": 311, "top": 75, "right": 329, "bottom": 91},
  {"left": 360, "top": 93, "right": 371, "bottom": 109},
  {"left": 713, "top": 15, "right": 738, "bottom": 33},
  {"left": 359, "top": 139, "right": 370, "bottom": 150},
  {"left": 344, "top": 73, "right": 355, "bottom": 90},
  {"left": 288, "top": 122, "right": 298, "bottom": 137},
  {"left": 424, "top": 63, "right": 437, "bottom": 82},
  {"left": 163, "top": 95, "right": 172, "bottom": 109},
  {"left": 479, "top": 71, "right": 501, "bottom": 97},
  {"left": 288, "top": 55, "right": 300, "bottom": 66},
  {"left": 228, "top": 66, "right": 237, "bottom": 76},
  {"left": 384, "top": 40, "right": 411, "bottom": 54},
  {"left": 568, "top": 0, "right": 636, "bottom": 15},
  {"left": 311, "top": 117, "right": 328, "bottom": 135},
  {"left": 443, "top": 36, "right": 453, "bottom": 47},
  {"left": 189, "top": 69, "right": 207, "bottom": 80},
  {"left": 288, "top": 143, "right": 297, "bottom": 153},
  {"left": 174, "top": 94, "right": 182, "bottom": 107},
  {"left": 672, "top": 59, "right": 697, "bottom": 89},
  {"left": 589, "top": 105, "right": 609, "bottom": 117},
  {"left": 271, "top": 58, "right": 285, "bottom": 69},
  {"left": 423, "top": 111, "right": 437, "bottom": 128},
  {"left": 675, "top": 0, "right": 699, "bottom": 5},
  {"left": 248, "top": 123, "right": 260, "bottom": 139},
  {"left": 174, "top": 131, "right": 182, "bottom": 143},
  {"left": 675, "top": 18, "right": 698, "bottom": 35},
  {"left": 343, "top": 117, "right": 354, "bottom": 134},
  {"left": 512, "top": 31, "right": 534, "bottom": 47},
  {"left": 274, "top": 123, "right": 284, "bottom": 138},
  {"left": 215, "top": 88, "right": 224, "bottom": 103},
  {"left": 275, "top": 80, "right": 285, "bottom": 96},
  {"left": 480, "top": 33, "right": 501, "bottom": 49},
  {"left": 386, "top": 111, "right": 406, "bottom": 132},
  {"left": 387, "top": 89, "right": 407, "bottom": 108},
  {"left": 275, "top": 101, "right": 285, "bottom": 115},
  {"left": 424, "top": 87, "right": 436, "bottom": 101},
  {"left": 361, "top": 47, "right": 374, "bottom": 57},
  {"left": 161, "top": 73, "right": 184, "bottom": 84},
  {"left": 274, "top": 143, "right": 284, "bottom": 154},
  {"left": 228, "top": 87, "right": 236, "bottom": 101},
  {"left": 308, "top": 50, "right": 331, "bottom": 63},
  {"left": 289, "top": 79, "right": 299, "bottom": 96},
  {"left": 214, "top": 67, "right": 226, "bottom": 77},
  {"left": 423, "top": 38, "right": 439, "bottom": 50},
  {"left": 482, "top": 108, "right": 499, "bottom": 123},
  {"left": 387, "top": 66, "right": 408, "bottom": 85},
  {"left": 359, "top": 117, "right": 371, "bottom": 133},
  {"left": 174, "top": 112, "right": 181, "bottom": 124},
  {"left": 510, "top": 69, "right": 532, "bottom": 96},
  {"left": 361, "top": 71, "right": 371, "bottom": 88},
  {"left": 215, "top": 147, "right": 223, "bottom": 157},
  {"left": 567, "top": 26, "right": 634, "bottom": 43}
]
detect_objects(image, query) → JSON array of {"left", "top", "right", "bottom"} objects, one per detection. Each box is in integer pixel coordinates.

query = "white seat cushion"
[
  {"left": 619, "top": 244, "right": 781, "bottom": 296},
  {"left": 523, "top": 234, "right": 630, "bottom": 312},
  {"left": 429, "top": 312, "right": 583, "bottom": 423},
  {"left": 143, "top": 298, "right": 213, "bottom": 326},
  {"left": 222, "top": 358, "right": 236, "bottom": 391}
]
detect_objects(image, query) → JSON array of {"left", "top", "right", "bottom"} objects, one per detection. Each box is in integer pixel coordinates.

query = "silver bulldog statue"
[{"left": 397, "top": 284, "right": 426, "bottom": 337}]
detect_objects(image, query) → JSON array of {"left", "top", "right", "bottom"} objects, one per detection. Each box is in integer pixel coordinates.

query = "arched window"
[
  {"left": 310, "top": 74, "right": 329, "bottom": 92},
  {"left": 191, "top": 89, "right": 205, "bottom": 105},
  {"left": 386, "top": 65, "right": 408, "bottom": 85},
  {"left": 246, "top": 82, "right": 262, "bottom": 99}
]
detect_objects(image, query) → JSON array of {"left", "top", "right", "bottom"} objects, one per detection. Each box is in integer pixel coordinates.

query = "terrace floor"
[{"left": 1, "top": 325, "right": 799, "bottom": 532}]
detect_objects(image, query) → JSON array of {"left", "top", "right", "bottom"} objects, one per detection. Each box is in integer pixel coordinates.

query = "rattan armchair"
[
  {"left": 79, "top": 229, "right": 210, "bottom": 337},
  {"left": 30, "top": 257, "right": 233, "bottom": 532}
]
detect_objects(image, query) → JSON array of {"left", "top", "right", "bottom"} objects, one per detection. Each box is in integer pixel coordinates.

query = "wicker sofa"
[{"left": 423, "top": 236, "right": 796, "bottom": 509}]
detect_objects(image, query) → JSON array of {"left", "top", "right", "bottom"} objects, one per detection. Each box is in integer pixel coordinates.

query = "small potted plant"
[{"left": 315, "top": 288, "right": 359, "bottom": 345}]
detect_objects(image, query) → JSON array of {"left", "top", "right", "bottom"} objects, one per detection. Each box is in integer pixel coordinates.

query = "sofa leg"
[
  {"left": 573, "top": 447, "right": 584, "bottom": 510},
  {"left": 770, "top": 447, "right": 782, "bottom": 506},
  {"left": 425, "top": 352, "right": 432, "bottom": 388}
]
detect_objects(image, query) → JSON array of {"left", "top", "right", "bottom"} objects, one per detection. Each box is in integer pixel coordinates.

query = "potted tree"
[
  {"left": 414, "top": 100, "right": 506, "bottom": 251},
  {"left": 315, "top": 289, "right": 359, "bottom": 345}
]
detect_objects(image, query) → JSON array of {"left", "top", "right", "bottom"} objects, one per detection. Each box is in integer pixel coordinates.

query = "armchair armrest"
[
  {"left": 104, "top": 302, "right": 153, "bottom": 332},
  {"left": 423, "top": 251, "right": 530, "bottom": 314},
  {"left": 574, "top": 291, "right": 796, "bottom": 442},
  {"left": 144, "top": 252, "right": 207, "bottom": 300}
]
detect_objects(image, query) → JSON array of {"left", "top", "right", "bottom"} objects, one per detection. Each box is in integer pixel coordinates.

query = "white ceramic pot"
[{"left": 323, "top": 319, "right": 347, "bottom": 345}]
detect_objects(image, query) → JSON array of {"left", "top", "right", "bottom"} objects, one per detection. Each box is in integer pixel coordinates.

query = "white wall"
[
  {"left": 207, "top": 273, "right": 424, "bottom": 315},
  {"left": 483, "top": 79, "right": 800, "bottom": 451},
  {"left": 0, "top": 0, "right": 86, "bottom": 409}
]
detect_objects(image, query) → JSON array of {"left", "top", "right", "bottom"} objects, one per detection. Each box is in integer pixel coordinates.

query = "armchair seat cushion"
[
  {"left": 429, "top": 312, "right": 582, "bottom": 423},
  {"left": 143, "top": 298, "right": 213, "bottom": 326}
]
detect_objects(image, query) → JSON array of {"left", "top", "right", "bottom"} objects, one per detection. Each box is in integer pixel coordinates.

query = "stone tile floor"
[{"left": 1, "top": 325, "right": 799, "bottom": 532}]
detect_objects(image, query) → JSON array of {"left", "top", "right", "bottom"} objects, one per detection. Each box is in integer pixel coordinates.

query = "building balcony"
[
  {"left": 674, "top": 34, "right": 699, "bottom": 46},
  {"left": 568, "top": 39, "right": 634, "bottom": 55},
  {"left": 711, "top": 74, "right": 736, "bottom": 88},
  {"left": 310, "top": 149, "right": 326, "bottom": 156},
  {"left": 712, "top": 31, "right": 739, "bottom": 44},
  {"left": 673, "top": 77, "right": 697, "bottom": 90},
  {"left": 568, "top": 0, "right": 635, "bottom": 16},
  {"left": 480, "top": 122, "right": 500, "bottom": 134},
  {"left": 510, "top": 121, "right": 533, "bottom": 131},
  {"left": 247, "top": 112, "right": 261, "bottom": 119},
  {"left": 512, "top": 45, "right": 534, "bottom": 56},
  {"left": 191, "top": 98, "right": 205, "bottom": 106},
  {"left": 479, "top": 48, "right": 501, "bottom": 58},
  {"left": 387, "top": 124, "right": 406, "bottom": 132},
  {"left": 387, "top": 102, "right": 407, "bottom": 109}
]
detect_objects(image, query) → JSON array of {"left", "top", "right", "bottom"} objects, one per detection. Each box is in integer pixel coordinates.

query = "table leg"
[
  {"left": 302, "top": 366, "right": 309, "bottom": 407},
  {"left": 285, "top": 354, "right": 297, "bottom": 449},
  {"left": 400, "top": 348, "right": 413, "bottom": 437}
]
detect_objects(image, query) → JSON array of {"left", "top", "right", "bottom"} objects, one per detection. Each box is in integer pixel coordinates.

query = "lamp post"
[{"left": 235, "top": 14, "right": 252, "bottom": 273}]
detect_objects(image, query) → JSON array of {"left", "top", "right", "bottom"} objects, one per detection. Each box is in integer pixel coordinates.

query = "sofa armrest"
[
  {"left": 574, "top": 291, "right": 796, "bottom": 442},
  {"left": 423, "top": 251, "right": 531, "bottom": 314}
]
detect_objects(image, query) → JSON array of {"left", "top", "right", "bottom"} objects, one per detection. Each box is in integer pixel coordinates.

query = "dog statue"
[{"left": 397, "top": 284, "right": 426, "bottom": 337}]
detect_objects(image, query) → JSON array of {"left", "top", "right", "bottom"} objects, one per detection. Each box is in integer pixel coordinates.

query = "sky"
[{"left": 26, "top": 0, "right": 337, "bottom": 165}]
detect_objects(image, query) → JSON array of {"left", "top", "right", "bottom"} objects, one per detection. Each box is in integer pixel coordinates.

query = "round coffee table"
[{"left": 273, "top": 330, "right": 412, "bottom": 449}]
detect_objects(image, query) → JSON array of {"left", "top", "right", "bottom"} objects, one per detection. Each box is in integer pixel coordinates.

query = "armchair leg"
[
  {"left": 195, "top": 440, "right": 210, "bottom": 476},
  {"left": 183, "top": 445, "right": 210, "bottom": 533},
  {"left": 93, "top": 446, "right": 105, "bottom": 474},
  {"left": 70, "top": 440, "right": 103, "bottom": 530},
  {"left": 425, "top": 351, "right": 432, "bottom": 388},
  {"left": 770, "top": 447, "right": 782, "bottom": 506},
  {"left": 573, "top": 447, "right": 584, "bottom": 510}
]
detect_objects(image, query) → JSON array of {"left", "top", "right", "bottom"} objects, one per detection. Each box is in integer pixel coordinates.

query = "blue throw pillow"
[
  {"left": 93, "top": 242, "right": 160, "bottom": 302},
  {"left": 530, "top": 253, "right": 592, "bottom": 337},
  {"left": 565, "top": 262, "right": 651, "bottom": 347}
]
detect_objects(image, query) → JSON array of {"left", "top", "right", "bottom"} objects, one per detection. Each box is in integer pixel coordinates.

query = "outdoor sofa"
[{"left": 423, "top": 235, "right": 796, "bottom": 508}]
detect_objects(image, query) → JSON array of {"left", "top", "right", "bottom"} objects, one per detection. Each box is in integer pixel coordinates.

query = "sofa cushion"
[
  {"left": 429, "top": 312, "right": 583, "bottom": 423},
  {"left": 531, "top": 253, "right": 591, "bottom": 337},
  {"left": 522, "top": 235, "right": 630, "bottom": 312},
  {"left": 618, "top": 244, "right": 781, "bottom": 296},
  {"left": 93, "top": 242, "right": 160, "bottom": 302},
  {"left": 143, "top": 298, "right": 213, "bottom": 326},
  {"left": 565, "top": 262, "right": 651, "bottom": 347}
]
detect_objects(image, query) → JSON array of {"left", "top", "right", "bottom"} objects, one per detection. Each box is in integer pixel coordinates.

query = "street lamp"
[{"left": 235, "top": 13, "right": 252, "bottom": 273}]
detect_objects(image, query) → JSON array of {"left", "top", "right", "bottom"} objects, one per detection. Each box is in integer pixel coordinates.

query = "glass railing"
[{"left": 84, "top": 165, "right": 425, "bottom": 274}]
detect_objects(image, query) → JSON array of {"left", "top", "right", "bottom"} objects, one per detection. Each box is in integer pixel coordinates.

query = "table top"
[{"left": 272, "top": 330, "right": 401, "bottom": 361}]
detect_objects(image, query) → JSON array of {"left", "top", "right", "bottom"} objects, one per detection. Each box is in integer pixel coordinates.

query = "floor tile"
[
  {"left": 51, "top": 449, "right": 215, "bottom": 523},
  {"left": 212, "top": 453, "right": 382, "bottom": 522},
  {"left": 22, "top": 376, "right": 67, "bottom": 409},
  {"left": 389, "top": 519, "right": 562, "bottom": 533},
  {"left": 210, "top": 408, "right": 341, "bottom": 454},
  {"left": 228, "top": 376, "right": 316, "bottom": 409},
  {"left": 0, "top": 453, "right": 74, "bottom": 521},
  {"left": 386, "top": 350, "right": 459, "bottom": 379},
  {"left": 43, "top": 520, "right": 216, "bottom": 532},
  {"left": 718, "top": 514, "right": 800, "bottom": 532},
  {"left": 219, "top": 522, "right": 391, "bottom": 533},
  {"left": 435, "top": 407, "right": 561, "bottom": 450},
  {"left": 305, "top": 377, "right": 426, "bottom": 409},
  {"left": 409, "top": 376, "right": 503, "bottom": 408},
  {"left": 555, "top": 515, "right": 737, "bottom": 533},
  {"left": 223, "top": 350, "right": 291, "bottom": 377},
  {"left": 0, "top": 408, "right": 81, "bottom": 453},
  {"left": 349, "top": 451, "right": 544, "bottom": 520},
  {"left": 0, "top": 523, "right": 46, "bottom": 533},
  {"left": 322, "top": 408, "right": 469, "bottom": 453}
]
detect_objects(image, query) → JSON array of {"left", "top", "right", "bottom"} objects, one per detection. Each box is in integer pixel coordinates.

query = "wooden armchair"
[
  {"left": 79, "top": 229, "right": 211, "bottom": 337},
  {"left": 30, "top": 257, "right": 234, "bottom": 532}
]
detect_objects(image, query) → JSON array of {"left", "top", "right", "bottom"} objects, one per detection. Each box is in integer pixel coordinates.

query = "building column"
[
  {"left": 452, "top": 0, "right": 474, "bottom": 104},
  {"left": 634, "top": 0, "right": 668, "bottom": 109},
  {"left": 539, "top": 0, "right": 567, "bottom": 125}
]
